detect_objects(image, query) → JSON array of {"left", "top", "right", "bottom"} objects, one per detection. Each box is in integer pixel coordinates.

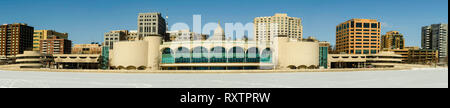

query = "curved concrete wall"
[
  {"left": 275, "top": 37, "right": 319, "bottom": 69},
  {"left": 144, "top": 36, "right": 162, "bottom": 70},
  {"left": 111, "top": 41, "right": 148, "bottom": 68}
]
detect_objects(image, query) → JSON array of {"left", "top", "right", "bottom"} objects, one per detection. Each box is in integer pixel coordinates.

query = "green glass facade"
[
  {"left": 100, "top": 46, "right": 110, "bottom": 69},
  {"left": 161, "top": 47, "right": 272, "bottom": 64},
  {"left": 319, "top": 47, "right": 328, "bottom": 68}
]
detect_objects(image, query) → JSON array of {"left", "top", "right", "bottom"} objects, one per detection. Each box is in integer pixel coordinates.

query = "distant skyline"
[{"left": 0, "top": 0, "right": 448, "bottom": 46}]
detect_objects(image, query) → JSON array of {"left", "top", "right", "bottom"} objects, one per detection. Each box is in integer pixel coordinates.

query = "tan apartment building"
[
  {"left": 254, "top": 13, "right": 303, "bottom": 42},
  {"left": 336, "top": 19, "right": 381, "bottom": 54},
  {"left": 0, "top": 23, "right": 34, "bottom": 57},
  {"left": 72, "top": 44, "right": 102, "bottom": 54},
  {"left": 104, "top": 30, "right": 128, "bottom": 49},
  {"left": 40, "top": 36, "right": 72, "bottom": 54},
  {"left": 137, "top": 13, "right": 168, "bottom": 41},
  {"left": 33, "top": 30, "right": 68, "bottom": 51},
  {"left": 381, "top": 31, "right": 405, "bottom": 50}
]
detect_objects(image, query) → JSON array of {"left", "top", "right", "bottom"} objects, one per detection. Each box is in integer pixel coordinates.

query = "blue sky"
[{"left": 0, "top": 0, "right": 448, "bottom": 46}]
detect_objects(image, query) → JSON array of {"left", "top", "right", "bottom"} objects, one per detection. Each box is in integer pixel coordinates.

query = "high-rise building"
[
  {"left": 336, "top": 19, "right": 381, "bottom": 54},
  {"left": 40, "top": 36, "right": 72, "bottom": 54},
  {"left": 254, "top": 13, "right": 303, "bottom": 42},
  {"left": 104, "top": 30, "right": 128, "bottom": 49},
  {"left": 381, "top": 31, "right": 405, "bottom": 50},
  {"left": 0, "top": 23, "right": 34, "bottom": 57},
  {"left": 421, "top": 24, "right": 448, "bottom": 64},
  {"left": 72, "top": 44, "right": 102, "bottom": 54},
  {"left": 33, "top": 30, "right": 68, "bottom": 51},
  {"left": 137, "top": 12, "right": 167, "bottom": 41}
]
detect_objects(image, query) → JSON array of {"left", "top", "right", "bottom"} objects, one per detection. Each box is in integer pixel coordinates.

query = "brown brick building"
[
  {"left": 40, "top": 36, "right": 72, "bottom": 54},
  {"left": 381, "top": 31, "right": 405, "bottom": 50},
  {"left": 336, "top": 19, "right": 381, "bottom": 54},
  {"left": 0, "top": 23, "right": 34, "bottom": 57}
]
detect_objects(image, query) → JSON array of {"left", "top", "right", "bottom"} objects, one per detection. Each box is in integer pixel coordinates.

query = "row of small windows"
[
  {"left": 140, "top": 23, "right": 157, "bottom": 25},
  {"left": 349, "top": 50, "right": 378, "bottom": 54},
  {"left": 139, "top": 19, "right": 157, "bottom": 22},
  {"left": 105, "top": 34, "right": 119, "bottom": 37},
  {"left": 337, "top": 22, "right": 380, "bottom": 31},
  {"left": 139, "top": 15, "right": 158, "bottom": 18},
  {"left": 105, "top": 38, "right": 119, "bottom": 40}
]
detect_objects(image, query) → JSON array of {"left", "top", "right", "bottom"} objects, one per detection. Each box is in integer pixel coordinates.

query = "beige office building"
[
  {"left": 336, "top": 19, "right": 381, "bottom": 54},
  {"left": 254, "top": 13, "right": 303, "bottom": 42}
]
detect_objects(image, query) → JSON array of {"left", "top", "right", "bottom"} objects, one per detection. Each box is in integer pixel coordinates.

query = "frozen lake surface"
[{"left": 0, "top": 68, "right": 448, "bottom": 88}]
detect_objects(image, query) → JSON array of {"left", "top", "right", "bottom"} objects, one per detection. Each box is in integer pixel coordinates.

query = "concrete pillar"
[{"left": 144, "top": 36, "right": 162, "bottom": 71}]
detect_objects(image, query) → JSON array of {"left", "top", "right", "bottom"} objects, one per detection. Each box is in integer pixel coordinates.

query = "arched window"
[
  {"left": 191, "top": 47, "right": 209, "bottom": 63},
  {"left": 261, "top": 48, "right": 272, "bottom": 63},
  {"left": 246, "top": 47, "right": 260, "bottom": 63},
  {"left": 210, "top": 46, "right": 227, "bottom": 63},
  {"left": 228, "top": 47, "right": 245, "bottom": 63},
  {"left": 175, "top": 47, "right": 191, "bottom": 63},
  {"left": 161, "top": 48, "right": 175, "bottom": 64}
]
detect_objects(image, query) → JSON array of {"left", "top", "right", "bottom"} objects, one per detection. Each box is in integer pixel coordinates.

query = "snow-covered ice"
[{"left": 0, "top": 68, "right": 448, "bottom": 88}]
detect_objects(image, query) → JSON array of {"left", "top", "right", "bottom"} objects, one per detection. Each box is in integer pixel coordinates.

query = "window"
[
  {"left": 356, "top": 23, "right": 362, "bottom": 28},
  {"left": 371, "top": 50, "right": 377, "bottom": 54},
  {"left": 364, "top": 50, "right": 369, "bottom": 54},
  {"left": 82, "top": 48, "right": 90, "bottom": 51},
  {"left": 351, "top": 21, "right": 355, "bottom": 27},
  {"left": 372, "top": 23, "right": 377, "bottom": 28},
  {"left": 356, "top": 50, "right": 362, "bottom": 54},
  {"left": 364, "top": 23, "right": 370, "bottom": 28}
]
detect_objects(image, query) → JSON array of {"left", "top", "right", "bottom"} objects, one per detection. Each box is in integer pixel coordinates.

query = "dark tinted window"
[
  {"left": 351, "top": 21, "right": 355, "bottom": 27},
  {"left": 356, "top": 23, "right": 362, "bottom": 28},
  {"left": 364, "top": 23, "right": 370, "bottom": 28},
  {"left": 371, "top": 23, "right": 377, "bottom": 28}
]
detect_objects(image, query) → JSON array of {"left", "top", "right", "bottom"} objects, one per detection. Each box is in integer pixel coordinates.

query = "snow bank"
[{"left": 0, "top": 68, "right": 448, "bottom": 88}]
